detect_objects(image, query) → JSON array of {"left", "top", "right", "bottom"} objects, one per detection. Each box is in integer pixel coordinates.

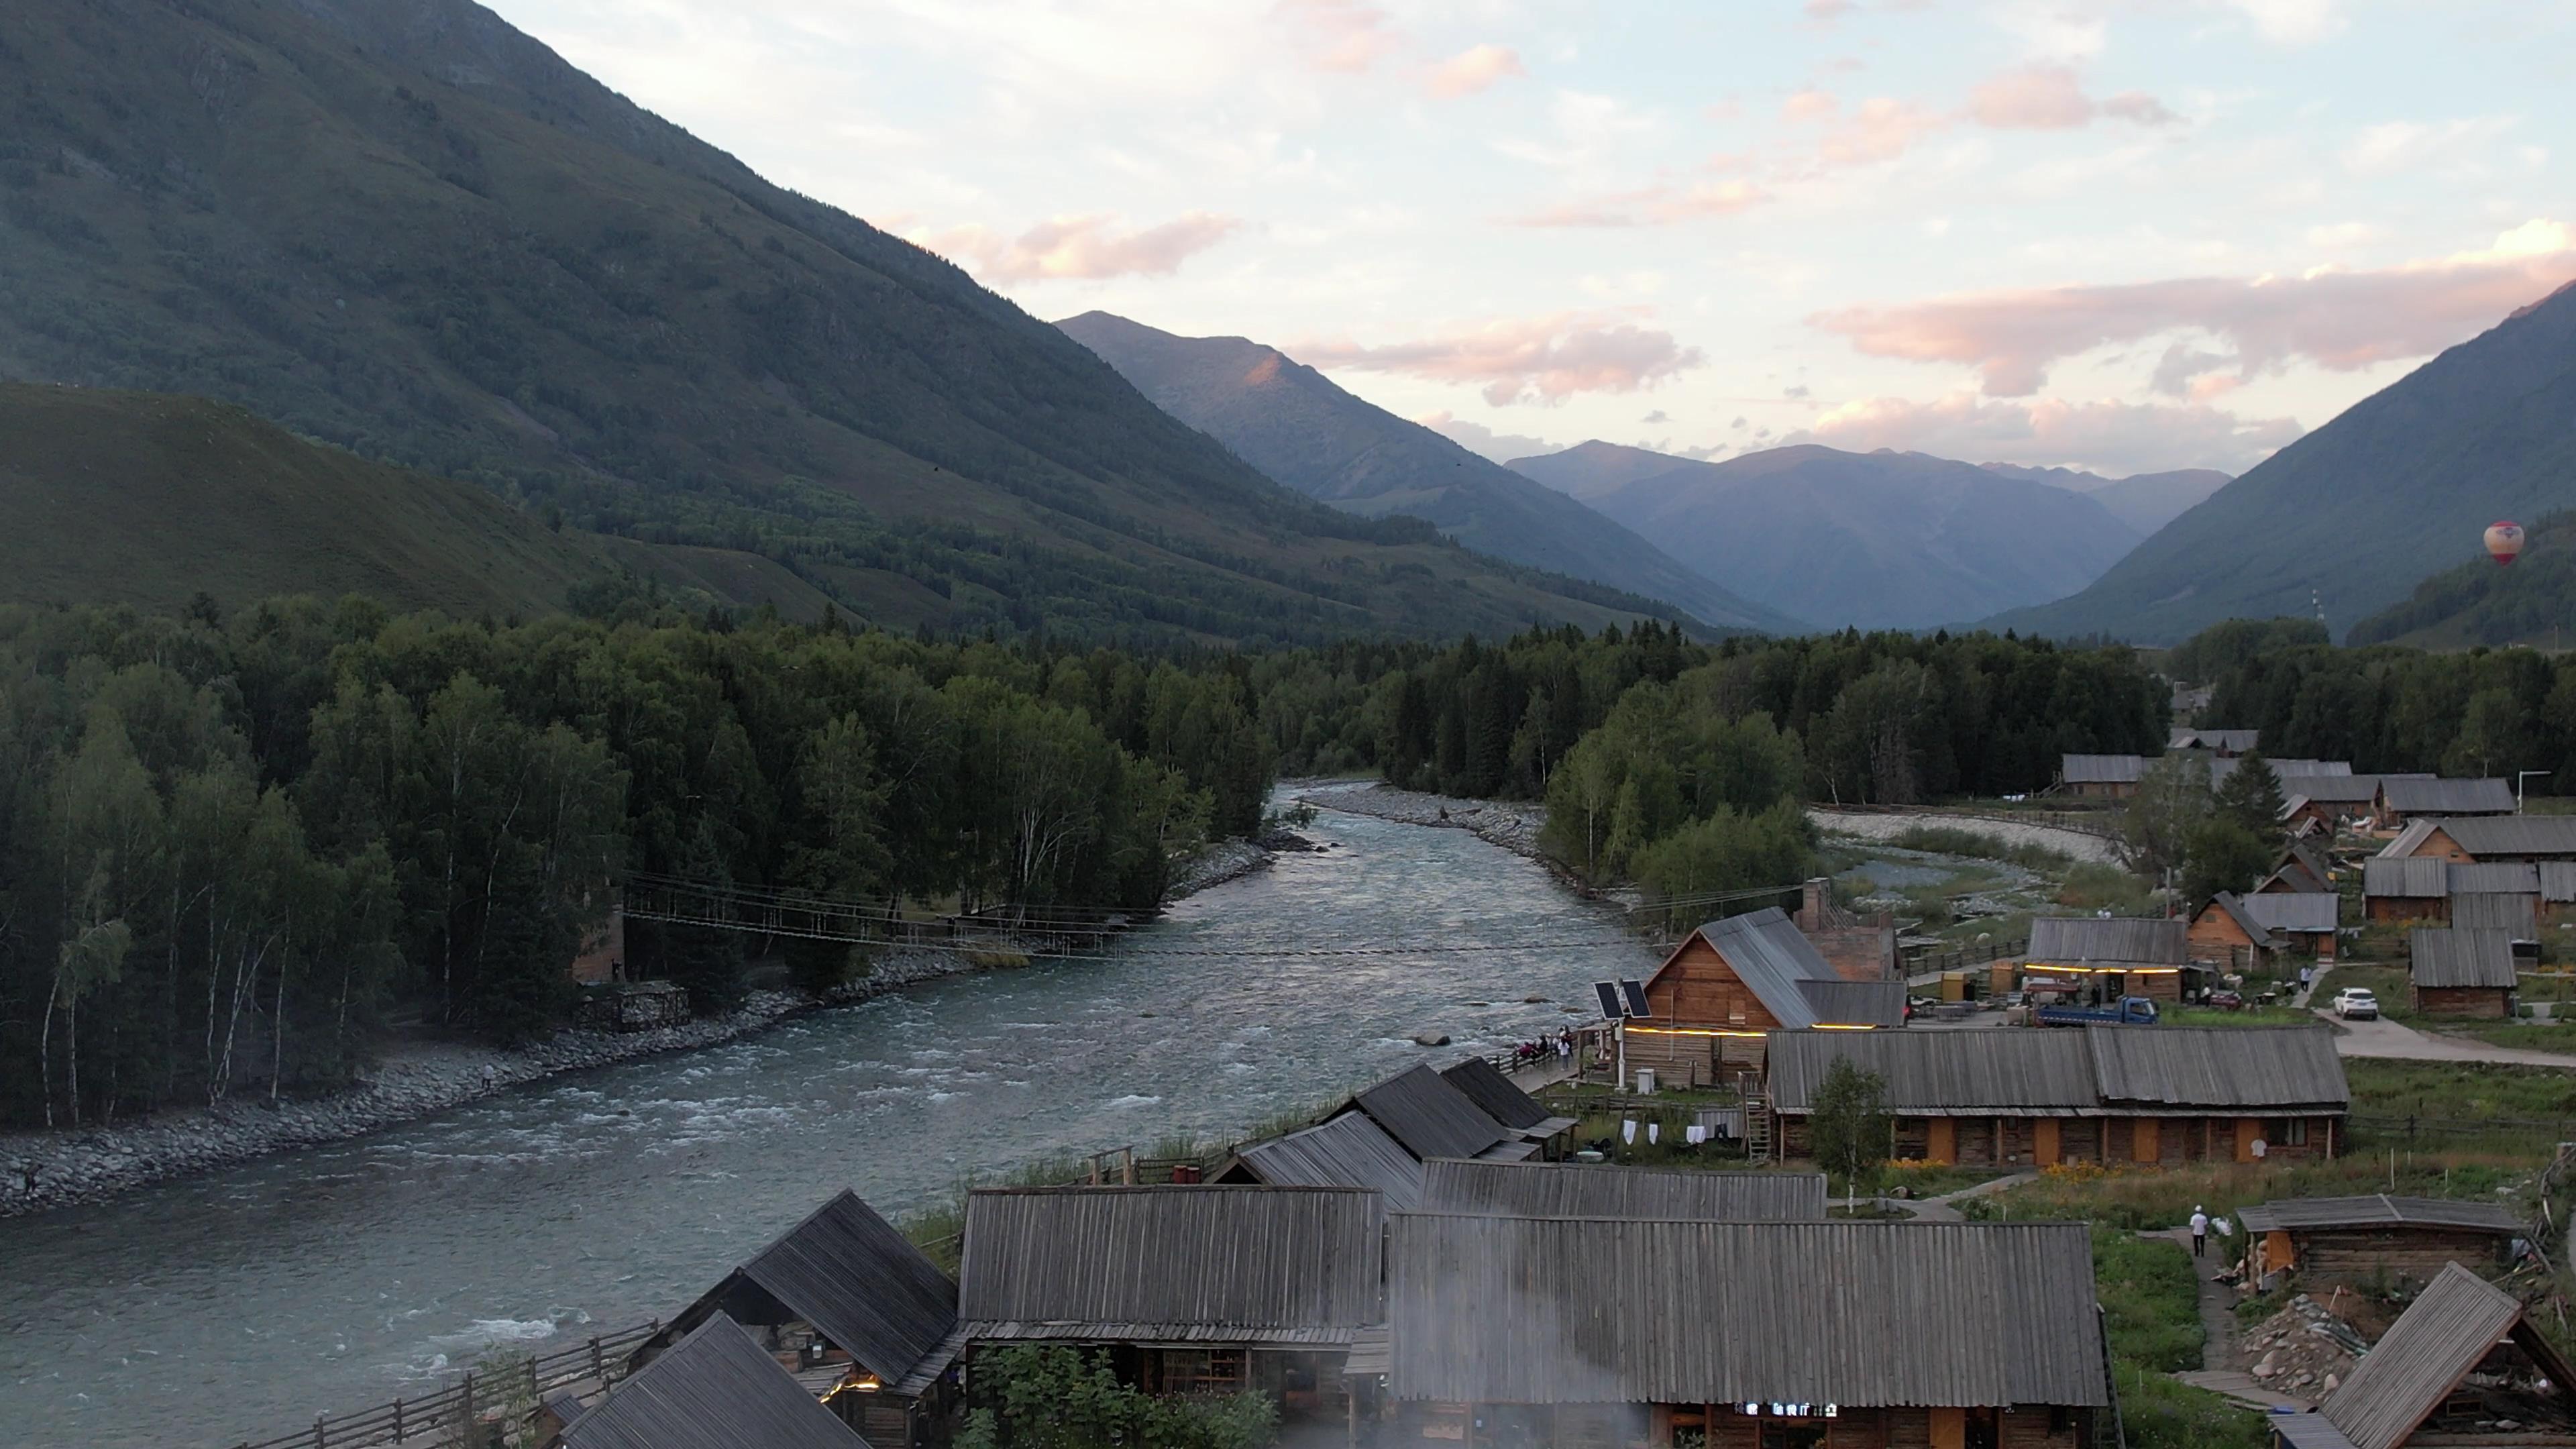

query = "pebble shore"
[
  {"left": 1293, "top": 782, "right": 1549, "bottom": 861},
  {"left": 0, "top": 839, "right": 1275, "bottom": 1220}
]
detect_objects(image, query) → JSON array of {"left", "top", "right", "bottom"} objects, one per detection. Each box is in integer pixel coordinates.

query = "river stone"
[
  {"left": 1413, "top": 1031, "right": 1450, "bottom": 1046},
  {"left": 1523, "top": 996, "right": 1548, "bottom": 1004},
  {"left": 2323, "top": 1375, "right": 2339, "bottom": 1392}
]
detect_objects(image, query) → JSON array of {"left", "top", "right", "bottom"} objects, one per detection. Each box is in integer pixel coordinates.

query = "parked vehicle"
[
  {"left": 2033, "top": 996, "right": 2161, "bottom": 1027},
  {"left": 2332, "top": 987, "right": 2380, "bottom": 1020},
  {"left": 2204, "top": 989, "right": 2245, "bottom": 1011}
]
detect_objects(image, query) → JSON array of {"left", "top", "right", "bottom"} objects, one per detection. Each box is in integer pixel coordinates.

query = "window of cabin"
[
  {"left": 1762, "top": 1424, "right": 1827, "bottom": 1449},
  {"left": 1156, "top": 1348, "right": 1246, "bottom": 1395},
  {"left": 2279, "top": 1119, "right": 2309, "bottom": 1146}
]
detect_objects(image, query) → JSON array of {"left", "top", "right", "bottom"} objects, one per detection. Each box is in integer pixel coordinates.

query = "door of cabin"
[
  {"left": 2033, "top": 1119, "right": 2061, "bottom": 1165},
  {"left": 1926, "top": 1118, "right": 1957, "bottom": 1165},
  {"left": 2131, "top": 1118, "right": 2160, "bottom": 1164}
]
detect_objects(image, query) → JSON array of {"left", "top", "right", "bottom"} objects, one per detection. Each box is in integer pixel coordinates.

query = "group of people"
[{"left": 1506, "top": 1030, "right": 1579, "bottom": 1065}]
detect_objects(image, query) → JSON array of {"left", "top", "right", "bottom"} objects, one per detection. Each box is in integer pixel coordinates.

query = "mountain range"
[
  {"left": 1507, "top": 442, "right": 2147, "bottom": 629},
  {"left": 0, "top": 0, "right": 1685, "bottom": 645},
  {"left": 1976, "top": 464, "right": 2232, "bottom": 535},
  {"left": 1053, "top": 312, "right": 1801, "bottom": 633},
  {"left": 1988, "top": 280, "right": 2576, "bottom": 643}
]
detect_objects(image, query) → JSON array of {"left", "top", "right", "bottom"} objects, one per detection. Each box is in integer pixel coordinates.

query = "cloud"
[
  {"left": 1784, "top": 384, "right": 1812, "bottom": 399},
  {"left": 1276, "top": 0, "right": 1396, "bottom": 73},
  {"left": 1418, "top": 411, "right": 1564, "bottom": 463},
  {"left": 1426, "top": 44, "right": 1524, "bottom": 99},
  {"left": 1642, "top": 409, "right": 1670, "bottom": 423},
  {"left": 1787, "top": 392, "right": 2304, "bottom": 474},
  {"left": 2102, "top": 91, "right": 2182, "bottom": 126},
  {"left": 1508, "top": 179, "right": 1770, "bottom": 227},
  {"left": 1731, "top": 416, "right": 1750, "bottom": 430},
  {"left": 911, "top": 212, "right": 1240, "bottom": 282},
  {"left": 2342, "top": 116, "right": 2518, "bottom": 177},
  {"left": 2218, "top": 0, "right": 2343, "bottom": 45},
  {"left": 1297, "top": 313, "right": 1706, "bottom": 405},
  {"left": 1967, "top": 64, "right": 2181, "bottom": 131},
  {"left": 1807, "top": 220, "right": 2576, "bottom": 395}
]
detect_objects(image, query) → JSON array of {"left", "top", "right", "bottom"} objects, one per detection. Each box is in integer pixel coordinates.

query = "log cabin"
[
  {"left": 2269, "top": 1265, "right": 2576, "bottom": 1449},
  {"left": 1375, "top": 1216, "right": 2112, "bottom": 1449},
  {"left": 2406, "top": 816, "right": 2576, "bottom": 863},
  {"left": 2260, "top": 841, "right": 2338, "bottom": 895},
  {"left": 1336, "top": 1063, "right": 1540, "bottom": 1163},
  {"left": 2188, "top": 892, "right": 2282, "bottom": 973},
  {"left": 564, "top": 1315, "right": 874, "bottom": 1449},
  {"left": 2408, "top": 927, "right": 2518, "bottom": 1018},
  {"left": 2170, "top": 728, "right": 2261, "bottom": 754},
  {"left": 1764, "top": 1026, "right": 2350, "bottom": 1168},
  {"left": 2057, "top": 754, "right": 2143, "bottom": 798},
  {"left": 959, "top": 1185, "right": 1383, "bottom": 1427},
  {"left": 2363, "top": 857, "right": 2451, "bottom": 922},
  {"left": 1214, "top": 1111, "right": 1426, "bottom": 1208},
  {"left": 2377, "top": 820, "right": 2475, "bottom": 863},
  {"left": 1625, "top": 908, "right": 1907, "bottom": 1085},
  {"left": 2375, "top": 778, "right": 2518, "bottom": 828},
  {"left": 2236, "top": 1195, "right": 2520, "bottom": 1293},
  {"left": 2243, "top": 891, "right": 2339, "bottom": 959},
  {"left": 2279, "top": 777, "right": 2391, "bottom": 837},
  {"left": 2025, "top": 916, "right": 2192, "bottom": 1002}
]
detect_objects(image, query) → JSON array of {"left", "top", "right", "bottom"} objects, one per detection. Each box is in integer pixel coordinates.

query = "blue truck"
[{"left": 2033, "top": 996, "right": 2161, "bottom": 1027}]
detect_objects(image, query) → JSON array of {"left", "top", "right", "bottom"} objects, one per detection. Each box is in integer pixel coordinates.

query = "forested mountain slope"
[
  {"left": 2347, "top": 511, "right": 2576, "bottom": 648},
  {"left": 0, "top": 0, "right": 1673, "bottom": 644},
  {"left": 1055, "top": 312, "right": 1801, "bottom": 634},
  {"left": 1987, "top": 282, "right": 2576, "bottom": 643}
]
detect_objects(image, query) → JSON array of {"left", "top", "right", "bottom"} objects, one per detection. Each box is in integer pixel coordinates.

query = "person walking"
[{"left": 2189, "top": 1204, "right": 2210, "bottom": 1258}]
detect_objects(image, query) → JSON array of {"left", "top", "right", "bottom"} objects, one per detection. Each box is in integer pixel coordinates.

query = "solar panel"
[
  {"left": 1593, "top": 981, "right": 1622, "bottom": 1018},
  {"left": 1620, "top": 980, "right": 1651, "bottom": 1018}
]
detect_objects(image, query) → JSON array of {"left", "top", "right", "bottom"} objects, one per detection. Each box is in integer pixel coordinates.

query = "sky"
[{"left": 493, "top": 0, "right": 2576, "bottom": 478}]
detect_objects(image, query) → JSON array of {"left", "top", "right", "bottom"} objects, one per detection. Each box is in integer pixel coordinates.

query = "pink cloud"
[
  {"left": 1967, "top": 64, "right": 2096, "bottom": 129},
  {"left": 1507, "top": 178, "right": 1769, "bottom": 228},
  {"left": 1786, "top": 393, "right": 2305, "bottom": 474},
  {"left": 912, "top": 212, "right": 1240, "bottom": 282},
  {"left": 1808, "top": 222, "right": 2576, "bottom": 395},
  {"left": 1293, "top": 313, "right": 1706, "bottom": 405},
  {"left": 1813, "top": 97, "right": 1946, "bottom": 168},
  {"left": 1275, "top": 0, "right": 1396, "bottom": 73},
  {"left": 1426, "top": 43, "right": 1524, "bottom": 99},
  {"left": 1780, "top": 87, "right": 1839, "bottom": 123},
  {"left": 2102, "top": 91, "right": 2182, "bottom": 126}
]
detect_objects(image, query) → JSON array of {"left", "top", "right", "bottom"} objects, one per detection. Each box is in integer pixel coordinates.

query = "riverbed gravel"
[
  {"left": 1293, "top": 781, "right": 1549, "bottom": 860},
  {"left": 1808, "top": 808, "right": 2124, "bottom": 865}
]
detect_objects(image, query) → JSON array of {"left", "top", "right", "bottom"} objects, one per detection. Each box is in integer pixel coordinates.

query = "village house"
[
  {"left": 2449, "top": 892, "right": 2540, "bottom": 955},
  {"left": 1337, "top": 1063, "right": 1540, "bottom": 1162},
  {"left": 630, "top": 1189, "right": 962, "bottom": 1446},
  {"left": 2364, "top": 857, "right": 2452, "bottom": 922},
  {"left": 2261, "top": 841, "right": 2338, "bottom": 895},
  {"left": 2245, "top": 892, "right": 2340, "bottom": 960},
  {"left": 2189, "top": 892, "right": 2284, "bottom": 972},
  {"left": 2408, "top": 928, "right": 2518, "bottom": 1018},
  {"left": 2057, "top": 753, "right": 2143, "bottom": 798},
  {"left": 2025, "top": 915, "right": 2193, "bottom": 1002},
  {"left": 1624, "top": 907, "right": 1907, "bottom": 1085},
  {"left": 2235, "top": 1195, "right": 2521, "bottom": 1293},
  {"left": 2410, "top": 816, "right": 2576, "bottom": 863},
  {"left": 958, "top": 1185, "right": 1383, "bottom": 1424},
  {"left": 1375, "top": 1216, "right": 2112, "bottom": 1449},
  {"left": 2172, "top": 727, "right": 2261, "bottom": 754},
  {"left": 1763, "top": 1026, "right": 2350, "bottom": 1167},
  {"left": 2281, "top": 777, "right": 2394, "bottom": 836},
  {"left": 561, "top": 1315, "right": 874, "bottom": 1449},
  {"left": 1216, "top": 1110, "right": 1425, "bottom": 1207},
  {"left": 2208, "top": 757, "right": 2353, "bottom": 794},
  {"left": 2270, "top": 1265, "right": 2576, "bottom": 1449},
  {"left": 2376, "top": 777, "right": 2518, "bottom": 828},
  {"left": 1791, "top": 877, "right": 1900, "bottom": 981},
  {"left": 1416, "top": 1158, "right": 1827, "bottom": 1221},
  {"left": 1438, "top": 1057, "right": 1580, "bottom": 1153}
]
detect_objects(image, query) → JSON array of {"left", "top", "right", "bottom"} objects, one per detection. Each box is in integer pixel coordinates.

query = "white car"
[{"left": 2332, "top": 987, "right": 2380, "bottom": 1021}]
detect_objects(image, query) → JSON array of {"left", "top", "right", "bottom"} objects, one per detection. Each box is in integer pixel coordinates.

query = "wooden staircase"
[{"left": 1739, "top": 1071, "right": 1774, "bottom": 1165}]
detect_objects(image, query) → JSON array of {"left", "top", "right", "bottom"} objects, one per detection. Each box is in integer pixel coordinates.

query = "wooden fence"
[{"left": 228, "top": 1322, "right": 659, "bottom": 1449}]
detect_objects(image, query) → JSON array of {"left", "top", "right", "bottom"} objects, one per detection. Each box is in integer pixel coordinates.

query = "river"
[{"left": 0, "top": 806, "right": 1656, "bottom": 1449}]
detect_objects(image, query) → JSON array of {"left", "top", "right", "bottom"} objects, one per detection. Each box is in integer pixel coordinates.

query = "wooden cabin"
[
  {"left": 2451, "top": 892, "right": 2540, "bottom": 954},
  {"left": 1377, "top": 1216, "right": 2110, "bottom": 1449},
  {"left": 631, "top": 1189, "right": 961, "bottom": 1446},
  {"left": 2377, "top": 820, "right": 2475, "bottom": 863},
  {"left": 2057, "top": 753, "right": 2143, "bottom": 798},
  {"left": 2376, "top": 777, "right": 2518, "bottom": 828},
  {"left": 2428, "top": 816, "right": 2576, "bottom": 863},
  {"left": 2269, "top": 1265, "right": 2576, "bottom": 1449},
  {"left": 2237, "top": 1195, "right": 2520, "bottom": 1292},
  {"left": 2363, "top": 857, "right": 2450, "bottom": 922},
  {"left": 2188, "top": 893, "right": 2281, "bottom": 973},
  {"left": 2171, "top": 727, "right": 2260, "bottom": 755},
  {"left": 1626, "top": 907, "right": 1907, "bottom": 1085},
  {"left": 1438, "top": 1057, "right": 1579, "bottom": 1155},
  {"left": 1336, "top": 1063, "right": 1540, "bottom": 1162},
  {"left": 1216, "top": 1112, "right": 1425, "bottom": 1207},
  {"left": 1764, "top": 1026, "right": 2350, "bottom": 1168},
  {"left": 2243, "top": 891, "right": 2339, "bottom": 959},
  {"left": 1792, "top": 877, "right": 1899, "bottom": 981},
  {"left": 564, "top": 1316, "right": 872, "bottom": 1449},
  {"left": 2408, "top": 927, "right": 2517, "bottom": 1018},
  {"left": 2260, "top": 841, "right": 2337, "bottom": 895},
  {"left": 2025, "top": 915, "right": 2191, "bottom": 1002},
  {"left": 2280, "top": 778, "right": 2386, "bottom": 837},
  {"left": 959, "top": 1185, "right": 1383, "bottom": 1426},
  {"left": 1416, "top": 1159, "right": 1827, "bottom": 1221}
]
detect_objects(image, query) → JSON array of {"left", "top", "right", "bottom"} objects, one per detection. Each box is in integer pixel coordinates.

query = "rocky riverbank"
[
  {"left": 0, "top": 837, "right": 1276, "bottom": 1220},
  {"left": 1807, "top": 807, "right": 2124, "bottom": 865},
  {"left": 1292, "top": 781, "right": 1549, "bottom": 861}
]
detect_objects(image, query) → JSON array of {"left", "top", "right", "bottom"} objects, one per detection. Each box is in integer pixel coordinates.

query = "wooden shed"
[
  {"left": 1378, "top": 1216, "right": 2110, "bottom": 1449},
  {"left": 2171, "top": 728, "right": 2261, "bottom": 755},
  {"left": 1764, "top": 1026, "right": 2349, "bottom": 1168},
  {"left": 1335, "top": 1063, "right": 1538, "bottom": 1162},
  {"left": 1214, "top": 1112, "right": 1425, "bottom": 1209},
  {"left": 2376, "top": 777, "right": 2518, "bottom": 828},
  {"left": 568, "top": 1315, "right": 874, "bottom": 1449},
  {"left": 2408, "top": 927, "right": 2517, "bottom": 1018},
  {"left": 2025, "top": 915, "right": 2192, "bottom": 1002},
  {"left": 631, "top": 1189, "right": 961, "bottom": 1446},
  {"left": 1627, "top": 906, "right": 1906, "bottom": 1085},
  {"left": 2261, "top": 841, "right": 2338, "bottom": 895},
  {"left": 2058, "top": 753, "right": 2144, "bottom": 798},
  {"left": 2279, "top": 778, "right": 2387, "bottom": 837},
  {"left": 2363, "top": 857, "right": 2451, "bottom": 922},
  {"left": 1438, "top": 1057, "right": 1579, "bottom": 1151},
  {"left": 2243, "top": 891, "right": 2339, "bottom": 959},
  {"left": 2237, "top": 1195, "right": 2520, "bottom": 1291},
  {"left": 959, "top": 1185, "right": 1383, "bottom": 1420},
  {"left": 2269, "top": 1265, "right": 2576, "bottom": 1449},
  {"left": 2426, "top": 816, "right": 2576, "bottom": 863}
]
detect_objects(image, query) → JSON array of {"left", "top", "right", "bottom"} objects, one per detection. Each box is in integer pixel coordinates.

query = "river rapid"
[{"left": 0, "top": 806, "right": 1656, "bottom": 1449}]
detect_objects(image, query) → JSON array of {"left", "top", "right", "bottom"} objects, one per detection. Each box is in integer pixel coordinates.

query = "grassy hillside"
[
  {"left": 2346, "top": 511, "right": 2576, "bottom": 648},
  {"left": 1055, "top": 312, "right": 1801, "bottom": 634},
  {"left": 1986, "top": 281, "right": 2576, "bottom": 644},
  {"left": 0, "top": 0, "right": 1670, "bottom": 645},
  {"left": 0, "top": 383, "right": 838, "bottom": 620}
]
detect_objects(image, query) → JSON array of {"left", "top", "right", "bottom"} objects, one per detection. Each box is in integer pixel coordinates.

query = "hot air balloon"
[{"left": 2485, "top": 521, "right": 2526, "bottom": 566}]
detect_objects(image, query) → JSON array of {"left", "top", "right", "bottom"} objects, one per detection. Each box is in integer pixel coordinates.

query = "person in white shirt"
[{"left": 2189, "top": 1205, "right": 2210, "bottom": 1258}]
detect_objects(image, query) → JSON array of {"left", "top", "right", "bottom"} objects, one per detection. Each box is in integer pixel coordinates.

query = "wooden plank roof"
[
  {"left": 1230, "top": 1112, "right": 1426, "bottom": 1211},
  {"left": 2087, "top": 1026, "right": 2349, "bottom": 1109},
  {"left": 1654, "top": 908, "right": 1906, "bottom": 1030},
  {"left": 1383, "top": 1216, "right": 2106, "bottom": 1408},
  {"left": 1348, "top": 1064, "right": 1511, "bottom": 1161},
  {"left": 2027, "top": 915, "right": 2188, "bottom": 967},
  {"left": 2449, "top": 861, "right": 2542, "bottom": 894},
  {"left": 1439, "top": 1057, "right": 1576, "bottom": 1138},
  {"left": 566, "top": 1316, "right": 872, "bottom": 1449},
  {"left": 2198, "top": 892, "right": 2280, "bottom": 950},
  {"left": 2380, "top": 777, "right": 2517, "bottom": 815},
  {"left": 2409, "top": 927, "right": 2518, "bottom": 988},
  {"left": 959, "top": 1185, "right": 1384, "bottom": 1346},
  {"left": 2447, "top": 894, "right": 2539, "bottom": 938},
  {"left": 2436, "top": 816, "right": 2576, "bottom": 859},
  {"left": 1417, "top": 1159, "right": 1827, "bottom": 1222},
  {"left": 2061, "top": 753, "right": 2144, "bottom": 784},
  {"left": 2236, "top": 1195, "right": 2518, "bottom": 1235},
  {"left": 2324, "top": 1265, "right": 2532, "bottom": 1449},
  {"left": 2363, "top": 857, "right": 2451, "bottom": 899},
  {"left": 2241, "top": 892, "right": 2339, "bottom": 934},
  {"left": 1768, "top": 1026, "right": 2349, "bottom": 1115}
]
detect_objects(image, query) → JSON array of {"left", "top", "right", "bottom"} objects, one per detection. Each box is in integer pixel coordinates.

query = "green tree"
[
  {"left": 2210, "top": 751, "right": 2285, "bottom": 836},
  {"left": 1805, "top": 1059, "right": 1892, "bottom": 1208},
  {"left": 2120, "top": 754, "right": 2210, "bottom": 885},
  {"left": 2445, "top": 687, "right": 2527, "bottom": 780},
  {"left": 2181, "top": 818, "right": 2272, "bottom": 906},
  {"left": 955, "top": 1345, "right": 1277, "bottom": 1449}
]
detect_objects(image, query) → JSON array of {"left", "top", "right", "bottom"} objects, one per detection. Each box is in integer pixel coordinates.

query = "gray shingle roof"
[
  {"left": 2061, "top": 753, "right": 2144, "bottom": 784},
  {"left": 1796, "top": 977, "right": 1910, "bottom": 1027},
  {"left": 2169, "top": 729, "right": 2261, "bottom": 752},
  {"left": 2323, "top": 1265, "right": 2527, "bottom": 1449},
  {"left": 1348, "top": 1064, "right": 1511, "bottom": 1161},
  {"left": 1230, "top": 1113, "right": 1426, "bottom": 1211},
  {"left": 961, "top": 1185, "right": 1385, "bottom": 1346},
  {"left": 661, "top": 1190, "right": 959, "bottom": 1390},
  {"left": 2545, "top": 862, "right": 2576, "bottom": 902},
  {"left": 2437, "top": 816, "right": 2576, "bottom": 859},
  {"left": 2363, "top": 857, "right": 2450, "bottom": 899},
  {"left": 2448, "top": 894, "right": 2538, "bottom": 938},
  {"left": 1383, "top": 1217, "right": 2106, "bottom": 1407},
  {"left": 1440, "top": 1057, "right": 1576, "bottom": 1138},
  {"left": 2241, "top": 892, "right": 2339, "bottom": 934},
  {"left": 1665, "top": 908, "right": 1906, "bottom": 1029},
  {"left": 2235, "top": 1195, "right": 2519, "bottom": 1235},
  {"left": 566, "top": 1316, "right": 872, "bottom": 1449},
  {"left": 2087, "top": 1026, "right": 2349, "bottom": 1109},
  {"left": 2447, "top": 861, "right": 2541, "bottom": 894},
  {"left": 2027, "top": 915, "right": 2189, "bottom": 966},
  {"left": 2287, "top": 775, "right": 2387, "bottom": 805},
  {"left": 1417, "top": 1159, "right": 1827, "bottom": 1222},
  {"left": 1769, "top": 1026, "right": 2350, "bottom": 1115},
  {"left": 2380, "top": 778, "right": 2517, "bottom": 815},
  {"left": 2198, "top": 892, "right": 2279, "bottom": 950},
  {"left": 2409, "top": 928, "right": 2518, "bottom": 988}
]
